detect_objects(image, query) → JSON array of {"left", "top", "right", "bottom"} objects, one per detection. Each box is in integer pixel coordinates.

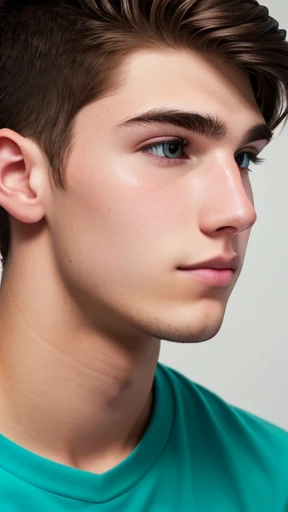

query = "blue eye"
[
  {"left": 235, "top": 152, "right": 262, "bottom": 170},
  {"left": 141, "top": 141, "right": 264, "bottom": 169},
  {"left": 142, "top": 139, "right": 187, "bottom": 160}
]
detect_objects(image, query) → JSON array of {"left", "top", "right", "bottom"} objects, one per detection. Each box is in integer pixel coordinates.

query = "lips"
[
  {"left": 178, "top": 255, "right": 239, "bottom": 272},
  {"left": 177, "top": 255, "right": 239, "bottom": 288}
]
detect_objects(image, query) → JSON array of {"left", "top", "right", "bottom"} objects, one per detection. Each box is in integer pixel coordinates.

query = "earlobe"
[{"left": 0, "top": 129, "right": 45, "bottom": 224}]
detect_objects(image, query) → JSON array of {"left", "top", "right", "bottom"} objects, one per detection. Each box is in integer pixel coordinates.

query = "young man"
[{"left": 0, "top": 0, "right": 287, "bottom": 509}]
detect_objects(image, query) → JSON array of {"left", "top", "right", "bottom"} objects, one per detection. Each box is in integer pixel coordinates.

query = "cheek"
[
  {"left": 50, "top": 182, "right": 184, "bottom": 314},
  {"left": 61, "top": 147, "right": 198, "bottom": 278},
  {"left": 56, "top": 179, "right": 170, "bottom": 274}
]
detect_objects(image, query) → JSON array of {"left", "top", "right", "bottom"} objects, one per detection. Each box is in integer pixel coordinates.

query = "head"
[{"left": 0, "top": 0, "right": 287, "bottom": 343}]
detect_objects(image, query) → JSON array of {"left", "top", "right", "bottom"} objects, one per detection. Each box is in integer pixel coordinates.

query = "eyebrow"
[{"left": 117, "top": 108, "right": 273, "bottom": 145}]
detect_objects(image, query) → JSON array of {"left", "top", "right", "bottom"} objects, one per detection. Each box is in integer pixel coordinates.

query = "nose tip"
[
  {"left": 233, "top": 202, "right": 257, "bottom": 235},
  {"left": 200, "top": 166, "right": 257, "bottom": 237}
]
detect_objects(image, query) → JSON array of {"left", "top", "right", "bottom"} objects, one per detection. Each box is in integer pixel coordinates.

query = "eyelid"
[
  {"left": 236, "top": 149, "right": 263, "bottom": 161},
  {"left": 237, "top": 144, "right": 264, "bottom": 156},
  {"left": 140, "top": 136, "right": 188, "bottom": 150},
  {"left": 237, "top": 146, "right": 258, "bottom": 153},
  {"left": 236, "top": 149, "right": 258, "bottom": 158}
]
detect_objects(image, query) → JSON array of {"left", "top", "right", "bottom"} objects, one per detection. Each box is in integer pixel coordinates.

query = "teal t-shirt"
[{"left": 0, "top": 362, "right": 287, "bottom": 510}]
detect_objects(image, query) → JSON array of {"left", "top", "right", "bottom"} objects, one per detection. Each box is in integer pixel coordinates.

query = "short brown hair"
[{"left": 0, "top": 0, "right": 287, "bottom": 266}]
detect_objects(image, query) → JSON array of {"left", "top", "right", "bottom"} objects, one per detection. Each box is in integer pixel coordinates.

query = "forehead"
[
  {"left": 110, "top": 48, "right": 264, "bottom": 125},
  {"left": 74, "top": 48, "right": 265, "bottom": 141}
]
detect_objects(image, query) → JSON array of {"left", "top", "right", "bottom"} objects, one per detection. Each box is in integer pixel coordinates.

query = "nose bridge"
[
  {"left": 201, "top": 158, "right": 257, "bottom": 234},
  {"left": 224, "top": 164, "right": 251, "bottom": 214}
]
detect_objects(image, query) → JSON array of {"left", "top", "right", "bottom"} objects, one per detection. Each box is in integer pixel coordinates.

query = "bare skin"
[{"left": 0, "top": 48, "right": 270, "bottom": 473}]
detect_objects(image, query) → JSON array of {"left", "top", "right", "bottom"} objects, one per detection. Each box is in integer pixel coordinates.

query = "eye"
[
  {"left": 141, "top": 138, "right": 188, "bottom": 160},
  {"left": 235, "top": 151, "right": 264, "bottom": 170}
]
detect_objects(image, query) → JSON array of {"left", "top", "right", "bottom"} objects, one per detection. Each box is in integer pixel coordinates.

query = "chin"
[
  {"left": 163, "top": 321, "right": 223, "bottom": 344},
  {"left": 140, "top": 297, "right": 228, "bottom": 344}
]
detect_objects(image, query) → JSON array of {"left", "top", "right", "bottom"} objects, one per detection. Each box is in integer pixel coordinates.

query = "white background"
[{"left": 160, "top": 0, "right": 288, "bottom": 430}]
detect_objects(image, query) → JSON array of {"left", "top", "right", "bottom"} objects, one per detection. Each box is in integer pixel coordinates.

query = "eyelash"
[{"left": 140, "top": 137, "right": 265, "bottom": 170}]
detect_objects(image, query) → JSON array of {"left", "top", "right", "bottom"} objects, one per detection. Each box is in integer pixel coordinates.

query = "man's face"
[{"left": 47, "top": 49, "right": 270, "bottom": 343}]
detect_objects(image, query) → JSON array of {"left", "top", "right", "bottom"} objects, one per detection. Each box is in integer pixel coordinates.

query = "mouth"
[{"left": 177, "top": 255, "right": 239, "bottom": 288}]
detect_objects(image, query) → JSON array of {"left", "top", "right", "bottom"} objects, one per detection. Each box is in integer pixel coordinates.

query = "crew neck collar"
[{"left": 0, "top": 363, "right": 174, "bottom": 503}]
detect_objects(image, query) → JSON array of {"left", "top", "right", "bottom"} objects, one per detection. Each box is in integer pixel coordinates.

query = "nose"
[{"left": 199, "top": 158, "right": 257, "bottom": 237}]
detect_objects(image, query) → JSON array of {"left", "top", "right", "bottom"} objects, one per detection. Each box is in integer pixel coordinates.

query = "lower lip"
[{"left": 179, "top": 268, "right": 235, "bottom": 287}]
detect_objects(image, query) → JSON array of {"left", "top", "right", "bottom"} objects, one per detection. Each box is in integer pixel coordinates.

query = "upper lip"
[{"left": 179, "top": 255, "right": 239, "bottom": 271}]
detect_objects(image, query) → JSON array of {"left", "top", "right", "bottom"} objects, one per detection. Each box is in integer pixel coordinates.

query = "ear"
[{"left": 0, "top": 129, "right": 46, "bottom": 224}]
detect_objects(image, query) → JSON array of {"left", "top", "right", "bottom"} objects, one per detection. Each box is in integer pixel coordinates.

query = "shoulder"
[
  {"left": 158, "top": 362, "right": 288, "bottom": 461},
  {"left": 157, "top": 363, "right": 288, "bottom": 507}
]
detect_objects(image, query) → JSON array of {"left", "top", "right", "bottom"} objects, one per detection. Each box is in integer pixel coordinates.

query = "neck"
[{"left": 0, "top": 258, "right": 160, "bottom": 474}]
